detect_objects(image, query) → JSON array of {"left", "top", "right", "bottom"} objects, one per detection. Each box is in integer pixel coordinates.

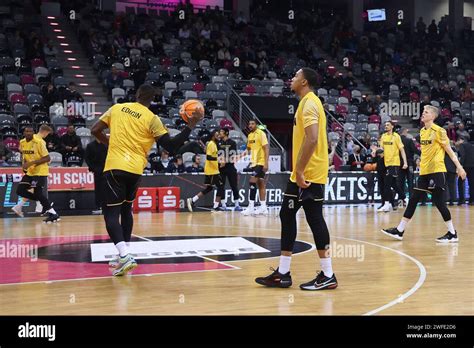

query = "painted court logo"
[{"left": 18, "top": 322, "right": 56, "bottom": 341}]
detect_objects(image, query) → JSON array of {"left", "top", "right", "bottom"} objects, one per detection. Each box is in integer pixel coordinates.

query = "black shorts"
[
  {"left": 20, "top": 175, "right": 48, "bottom": 189},
  {"left": 204, "top": 174, "right": 222, "bottom": 187},
  {"left": 250, "top": 165, "right": 265, "bottom": 179},
  {"left": 385, "top": 166, "right": 400, "bottom": 177},
  {"left": 415, "top": 172, "right": 446, "bottom": 193},
  {"left": 103, "top": 170, "right": 142, "bottom": 206},
  {"left": 283, "top": 180, "right": 325, "bottom": 202}
]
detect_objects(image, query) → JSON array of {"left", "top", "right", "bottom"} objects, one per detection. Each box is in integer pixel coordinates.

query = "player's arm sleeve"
[
  {"left": 38, "top": 141, "right": 49, "bottom": 158},
  {"left": 149, "top": 115, "right": 168, "bottom": 138},
  {"left": 302, "top": 99, "right": 319, "bottom": 128},
  {"left": 396, "top": 135, "right": 404, "bottom": 149},
  {"left": 260, "top": 131, "right": 269, "bottom": 147},
  {"left": 437, "top": 128, "right": 449, "bottom": 146},
  {"left": 99, "top": 106, "right": 113, "bottom": 126},
  {"left": 206, "top": 143, "right": 217, "bottom": 161}
]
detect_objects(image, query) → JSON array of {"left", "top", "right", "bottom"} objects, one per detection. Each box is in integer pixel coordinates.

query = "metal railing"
[{"left": 225, "top": 80, "right": 287, "bottom": 170}]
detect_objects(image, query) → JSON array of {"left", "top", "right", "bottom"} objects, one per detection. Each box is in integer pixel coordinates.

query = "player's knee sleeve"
[
  {"left": 279, "top": 197, "right": 298, "bottom": 252},
  {"left": 216, "top": 185, "right": 225, "bottom": 199},
  {"left": 403, "top": 189, "right": 423, "bottom": 219},
  {"left": 432, "top": 189, "right": 451, "bottom": 221},
  {"left": 249, "top": 182, "right": 257, "bottom": 201},
  {"left": 120, "top": 202, "right": 133, "bottom": 240},
  {"left": 303, "top": 200, "right": 330, "bottom": 250}
]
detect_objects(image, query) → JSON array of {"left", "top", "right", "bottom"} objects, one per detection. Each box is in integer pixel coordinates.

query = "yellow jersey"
[
  {"left": 290, "top": 91, "right": 328, "bottom": 184},
  {"left": 247, "top": 128, "right": 268, "bottom": 167},
  {"left": 419, "top": 123, "right": 448, "bottom": 175},
  {"left": 380, "top": 132, "right": 403, "bottom": 166},
  {"left": 19, "top": 134, "right": 49, "bottom": 176},
  {"left": 204, "top": 140, "right": 219, "bottom": 175},
  {"left": 100, "top": 102, "right": 168, "bottom": 175}
]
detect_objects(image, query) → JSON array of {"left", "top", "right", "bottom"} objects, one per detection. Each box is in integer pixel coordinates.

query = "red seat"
[
  {"left": 57, "top": 126, "right": 68, "bottom": 137},
  {"left": 369, "top": 114, "right": 381, "bottom": 124},
  {"left": 331, "top": 123, "right": 343, "bottom": 132},
  {"left": 219, "top": 119, "right": 233, "bottom": 130},
  {"left": 335, "top": 105, "right": 348, "bottom": 115},
  {"left": 20, "top": 74, "right": 35, "bottom": 85},
  {"left": 161, "top": 57, "right": 172, "bottom": 67},
  {"left": 243, "top": 84, "right": 256, "bottom": 94},
  {"left": 193, "top": 82, "right": 205, "bottom": 92},
  {"left": 409, "top": 91, "right": 420, "bottom": 102},
  {"left": 4, "top": 138, "right": 19, "bottom": 151},
  {"left": 441, "top": 108, "right": 452, "bottom": 119},
  {"left": 31, "top": 58, "right": 45, "bottom": 69},
  {"left": 327, "top": 66, "right": 337, "bottom": 76},
  {"left": 340, "top": 89, "right": 351, "bottom": 100},
  {"left": 10, "top": 94, "right": 27, "bottom": 104}
]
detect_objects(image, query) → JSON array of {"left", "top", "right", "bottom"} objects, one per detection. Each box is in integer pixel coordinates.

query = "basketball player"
[
  {"left": 241, "top": 120, "right": 269, "bottom": 215},
  {"left": 12, "top": 125, "right": 60, "bottom": 223},
  {"left": 217, "top": 127, "right": 241, "bottom": 211},
  {"left": 382, "top": 105, "right": 466, "bottom": 243},
  {"left": 255, "top": 68, "right": 337, "bottom": 290},
  {"left": 91, "top": 85, "right": 202, "bottom": 276},
  {"left": 377, "top": 121, "right": 408, "bottom": 212},
  {"left": 186, "top": 129, "right": 225, "bottom": 211}
]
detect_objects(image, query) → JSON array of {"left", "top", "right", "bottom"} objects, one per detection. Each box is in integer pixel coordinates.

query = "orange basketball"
[
  {"left": 179, "top": 99, "right": 204, "bottom": 122},
  {"left": 363, "top": 163, "right": 377, "bottom": 171}
]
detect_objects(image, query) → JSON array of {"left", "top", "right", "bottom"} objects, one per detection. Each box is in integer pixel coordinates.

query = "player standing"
[
  {"left": 217, "top": 127, "right": 241, "bottom": 211},
  {"left": 241, "top": 120, "right": 269, "bottom": 215},
  {"left": 91, "top": 85, "right": 202, "bottom": 276},
  {"left": 382, "top": 105, "right": 466, "bottom": 243},
  {"left": 255, "top": 68, "right": 337, "bottom": 290}
]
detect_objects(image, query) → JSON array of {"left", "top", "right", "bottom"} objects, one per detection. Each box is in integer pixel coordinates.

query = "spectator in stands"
[
  {"left": 85, "top": 137, "right": 108, "bottom": 214},
  {"left": 348, "top": 145, "right": 365, "bottom": 171},
  {"left": 217, "top": 46, "right": 231, "bottom": 67},
  {"left": 106, "top": 66, "right": 124, "bottom": 93},
  {"left": 456, "top": 138, "right": 474, "bottom": 205},
  {"left": 60, "top": 125, "right": 84, "bottom": 166},
  {"left": 428, "top": 20, "right": 438, "bottom": 37},
  {"left": 67, "top": 82, "right": 84, "bottom": 103},
  {"left": 457, "top": 123, "right": 470, "bottom": 141},
  {"left": 341, "top": 71, "right": 357, "bottom": 89},
  {"left": 27, "top": 37, "right": 44, "bottom": 60},
  {"left": 446, "top": 122, "right": 457, "bottom": 142},
  {"left": 138, "top": 33, "right": 153, "bottom": 51},
  {"left": 186, "top": 155, "right": 204, "bottom": 173},
  {"left": 149, "top": 150, "right": 171, "bottom": 173},
  {"left": 44, "top": 129, "right": 62, "bottom": 153},
  {"left": 179, "top": 24, "right": 191, "bottom": 39},
  {"left": 328, "top": 141, "right": 337, "bottom": 172},
  {"left": 445, "top": 148, "right": 458, "bottom": 206},
  {"left": 0, "top": 142, "right": 11, "bottom": 166},
  {"left": 345, "top": 133, "right": 354, "bottom": 155},
  {"left": 200, "top": 24, "right": 211, "bottom": 40},
  {"left": 461, "top": 85, "right": 473, "bottom": 102},
  {"left": 126, "top": 34, "right": 139, "bottom": 49},
  {"left": 167, "top": 155, "right": 186, "bottom": 173},
  {"left": 399, "top": 128, "right": 420, "bottom": 198},
  {"left": 43, "top": 83, "right": 59, "bottom": 108},
  {"left": 43, "top": 40, "right": 58, "bottom": 57},
  {"left": 439, "top": 84, "right": 453, "bottom": 102},
  {"left": 416, "top": 17, "right": 426, "bottom": 34}
]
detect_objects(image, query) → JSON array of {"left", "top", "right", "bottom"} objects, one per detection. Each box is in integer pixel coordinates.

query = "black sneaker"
[
  {"left": 436, "top": 231, "right": 458, "bottom": 243},
  {"left": 40, "top": 202, "right": 54, "bottom": 216},
  {"left": 381, "top": 227, "right": 404, "bottom": 240},
  {"left": 255, "top": 267, "right": 292, "bottom": 288},
  {"left": 43, "top": 213, "right": 60, "bottom": 223},
  {"left": 300, "top": 271, "right": 338, "bottom": 291}
]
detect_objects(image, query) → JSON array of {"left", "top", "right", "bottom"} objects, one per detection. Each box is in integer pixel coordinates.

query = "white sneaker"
[
  {"left": 35, "top": 201, "right": 43, "bottom": 213},
  {"left": 11, "top": 205, "right": 24, "bottom": 217},
  {"left": 377, "top": 204, "right": 390, "bottom": 212},
  {"left": 241, "top": 206, "right": 255, "bottom": 216},
  {"left": 254, "top": 205, "right": 269, "bottom": 215}
]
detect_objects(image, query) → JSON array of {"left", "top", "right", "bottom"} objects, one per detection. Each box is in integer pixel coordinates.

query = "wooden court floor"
[{"left": 0, "top": 204, "right": 473, "bottom": 315}]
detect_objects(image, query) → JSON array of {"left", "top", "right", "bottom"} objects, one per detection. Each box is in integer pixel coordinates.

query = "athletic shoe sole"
[
  {"left": 300, "top": 282, "right": 338, "bottom": 291},
  {"left": 255, "top": 279, "right": 292, "bottom": 288},
  {"left": 43, "top": 218, "right": 61, "bottom": 224},
  {"left": 435, "top": 238, "right": 459, "bottom": 244},
  {"left": 113, "top": 261, "right": 137, "bottom": 276},
  {"left": 380, "top": 229, "right": 403, "bottom": 240}
]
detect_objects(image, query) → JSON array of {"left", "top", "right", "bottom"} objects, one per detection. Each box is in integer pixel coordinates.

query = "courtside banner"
[{"left": 0, "top": 167, "right": 94, "bottom": 190}]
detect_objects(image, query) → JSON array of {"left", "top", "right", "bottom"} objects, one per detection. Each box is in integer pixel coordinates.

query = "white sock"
[
  {"left": 248, "top": 200, "right": 254, "bottom": 209},
  {"left": 116, "top": 241, "right": 129, "bottom": 257},
  {"left": 260, "top": 200, "right": 266, "bottom": 208},
  {"left": 17, "top": 200, "right": 26, "bottom": 207},
  {"left": 213, "top": 202, "right": 219, "bottom": 209},
  {"left": 221, "top": 202, "right": 226, "bottom": 208},
  {"left": 192, "top": 195, "right": 199, "bottom": 203},
  {"left": 320, "top": 257, "right": 333, "bottom": 277},
  {"left": 234, "top": 200, "right": 240, "bottom": 207},
  {"left": 278, "top": 255, "right": 292, "bottom": 274},
  {"left": 47, "top": 207, "right": 57, "bottom": 215},
  {"left": 397, "top": 219, "right": 408, "bottom": 232},
  {"left": 445, "top": 220, "right": 456, "bottom": 234}
]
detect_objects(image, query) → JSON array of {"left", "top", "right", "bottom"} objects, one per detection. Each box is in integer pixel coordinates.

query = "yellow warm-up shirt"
[
  {"left": 100, "top": 103, "right": 168, "bottom": 175},
  {"left": 419, "top": 124, "right": 448, "bottom": 175},
  {"left": 290, "top": 91, "right": 328, "bottom": 184},
  {"left": 204, "top": 140, "right": 219, "bottom": 175},
  {"left": 247, "top": 128, "right": 268, "bottom": 167},
  {"left": 381, "top": 132, "right": 404, "bottom": 166},
  {"left": 19, "top": 134, "right": 49, "bottom": 176}
]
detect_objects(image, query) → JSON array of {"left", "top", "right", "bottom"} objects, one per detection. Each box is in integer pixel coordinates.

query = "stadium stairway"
[{"left": 41, "top": 15, "right": 110, "bottom": 121}]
